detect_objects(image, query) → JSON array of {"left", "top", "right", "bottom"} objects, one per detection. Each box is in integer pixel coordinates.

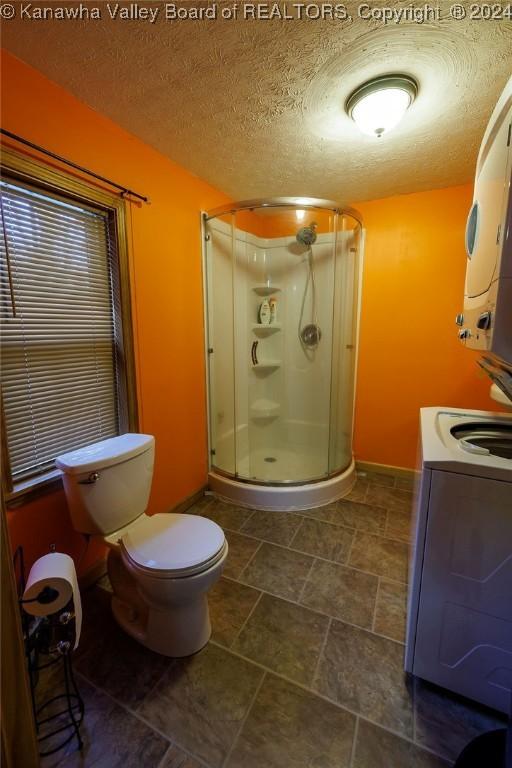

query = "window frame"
[{"left": 1, "top": 147, "right": 138, "bottom": 506}]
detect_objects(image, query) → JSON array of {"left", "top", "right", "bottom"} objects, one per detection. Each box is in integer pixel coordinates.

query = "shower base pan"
[{"left": 208, "top": 459, "right": 356, "bottom": 511}]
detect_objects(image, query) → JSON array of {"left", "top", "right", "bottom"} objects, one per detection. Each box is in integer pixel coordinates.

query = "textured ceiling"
[{"left": 3, "top": 1, "right": 512, "bottom": 204}]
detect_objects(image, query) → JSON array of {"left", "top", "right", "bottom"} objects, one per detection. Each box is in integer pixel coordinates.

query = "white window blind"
[{"left": 0, "top": 179, "right": 119, "bottom": 485}]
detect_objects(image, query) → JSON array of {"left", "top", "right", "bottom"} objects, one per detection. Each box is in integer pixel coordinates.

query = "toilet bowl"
[
  {"left": 56, "top": 434, "right": 227, "bottom": 657},
  {"left": 111, "top": 512, "right": 227, "bottom": 656}
]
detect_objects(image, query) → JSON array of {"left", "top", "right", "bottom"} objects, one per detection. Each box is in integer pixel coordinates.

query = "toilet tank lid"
[{"left": 55, "top": 434, "right": 154, "bottom": 474}]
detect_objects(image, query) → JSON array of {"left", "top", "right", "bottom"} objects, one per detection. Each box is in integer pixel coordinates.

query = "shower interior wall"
[{"left": 205, "top": 212, "right": 358, "bottom": 484}]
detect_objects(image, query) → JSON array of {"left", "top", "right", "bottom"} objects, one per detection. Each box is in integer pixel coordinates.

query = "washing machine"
[{"left": 405, "top": 407, "right": 512, "bottom": 713}]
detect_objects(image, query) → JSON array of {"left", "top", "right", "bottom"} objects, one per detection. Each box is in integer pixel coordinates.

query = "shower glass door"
[
  {"left": 328, "top": 216, "right": 361, "bottom": 476},
  {"left": 204, "top": 201, "right": 361, "bottom": 486},
  {"left": 204, "top": 212, "right": 236, "bottom": 476}
]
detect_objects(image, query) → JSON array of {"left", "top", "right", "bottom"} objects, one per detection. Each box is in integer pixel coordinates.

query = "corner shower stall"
[{"left": 202, "top": 198, "right": 363, "bottom": 510}]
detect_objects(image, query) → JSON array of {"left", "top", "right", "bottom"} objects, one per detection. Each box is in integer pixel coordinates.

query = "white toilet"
[{"left": 56, "top": 433, "right": 227, "bottom": 657}]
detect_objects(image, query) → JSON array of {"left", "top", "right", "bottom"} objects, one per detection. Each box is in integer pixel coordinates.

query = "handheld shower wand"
[{"left": 296, "top": 223, "right": 321, "bottom": 351}]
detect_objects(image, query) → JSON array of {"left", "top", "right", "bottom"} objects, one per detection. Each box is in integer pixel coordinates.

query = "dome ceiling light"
[{"left": 346, "top": 74, "right": 418, "bottom": 138}]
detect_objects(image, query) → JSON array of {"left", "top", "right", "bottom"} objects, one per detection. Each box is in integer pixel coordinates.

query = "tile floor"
[{"left": 40, "top": 471, "right": 505, "bottom": 767}]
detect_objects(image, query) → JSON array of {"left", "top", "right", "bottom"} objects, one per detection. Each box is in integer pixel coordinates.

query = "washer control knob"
[
  {"left": 455, "top": 313, "right": 464, "bottom": 327},
  {"left": 458, "top": 328, "right": 471, "bottom": 340},
  {"left": 476, "top": 311, "right": 492, "bottom": 330}
]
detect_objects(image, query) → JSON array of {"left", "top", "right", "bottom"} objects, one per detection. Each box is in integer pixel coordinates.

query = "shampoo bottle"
[
  {"left": 259, "top": 298, "right": 271, "bottom": 325},
  {"left": 269, "top": 297, "right": 277, "bottom": 324}
]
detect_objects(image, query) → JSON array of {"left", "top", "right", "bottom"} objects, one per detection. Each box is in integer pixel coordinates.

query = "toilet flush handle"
[{"left": 79, "top": 471, "right": 99, "bottom": 484}]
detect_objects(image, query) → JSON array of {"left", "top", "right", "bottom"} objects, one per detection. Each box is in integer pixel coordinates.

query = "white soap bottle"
[
  {"left": 269, "top": 297, "right": 277, "bottom": 324},
  {"left": 259, "top": 298, "right": 271, "bottom": 325}
]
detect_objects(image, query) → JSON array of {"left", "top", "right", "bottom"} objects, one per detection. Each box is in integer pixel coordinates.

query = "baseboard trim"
[
  {"left": 169, "top": 485, "right": 209, "bottom": 514},
  {"left": 355, "top": 460, "right": 419, "bottom": 480}
]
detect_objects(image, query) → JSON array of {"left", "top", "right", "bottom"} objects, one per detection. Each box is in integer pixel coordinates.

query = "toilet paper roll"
[{"left": 22, "top": 552, "right": 82, "bottom": 649}]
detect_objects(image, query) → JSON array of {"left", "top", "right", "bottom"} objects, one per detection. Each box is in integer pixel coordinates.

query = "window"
[{"left": 1, "top": 150, "right": 137, "bottom": 500}]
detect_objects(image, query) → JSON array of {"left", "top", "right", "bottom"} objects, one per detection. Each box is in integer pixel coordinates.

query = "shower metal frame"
[
  {"left": 201, "top": 197, "right": 363, "bottom": 488},
  {"left": 205, "top": 197, "right": 362, "bottom": 224}
]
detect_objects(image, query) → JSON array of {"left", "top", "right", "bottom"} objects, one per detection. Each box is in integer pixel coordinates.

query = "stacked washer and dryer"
[{"left": 405, "top": 76, "right": 512, "bottom": 716}]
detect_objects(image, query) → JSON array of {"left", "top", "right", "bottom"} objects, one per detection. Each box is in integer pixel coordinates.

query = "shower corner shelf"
[
  {"left": 250, "top": 399, "right": 280, "bottom": 419},
  {"left": 252, "top": 323, "right": 282, "bottom": 334},
  {"left": 252, "top": 285, "right": 282, "bottom": 296},
  {"left": 251, "top": 360, "right": 281, "bottom": 371}
]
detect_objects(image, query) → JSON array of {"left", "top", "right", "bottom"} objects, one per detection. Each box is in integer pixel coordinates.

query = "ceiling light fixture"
[{"left": 346, "top": 75, "right": 418, "bottom": 138}]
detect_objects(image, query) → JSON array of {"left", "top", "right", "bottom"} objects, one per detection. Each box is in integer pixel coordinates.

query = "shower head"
[{"left": 296, "top": 222, "right": 317, "bottom": 246}]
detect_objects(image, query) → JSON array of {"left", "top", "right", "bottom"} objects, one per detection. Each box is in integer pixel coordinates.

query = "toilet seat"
[
  {"left": 122, "top": 540, "right": 228, "bottom": 580},
  {"left": 119, "top": 513, "right": 226, "bottom": 579}
]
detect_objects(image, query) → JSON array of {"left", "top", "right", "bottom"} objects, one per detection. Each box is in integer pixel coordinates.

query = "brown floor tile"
[
  {"left": 344, "top": 477, "right": 368, "bottom": 502},
  {"left": 240, "top": 542, "right": 314, "bottom": 601},
  {"left": 353, "top": 720, "right": 448, "bottom": 768},
  {"left": 41, "top": 675, "right": 169, "bottom": 768},
  {"left": 223, "top": 531, "right": 261, "bottom": 579},
  {"left": 358, "top": 470, "right": 396, "bottom": 488},
  {"left": 414, "top": 680, "right": 506, "bottom": 762},
  {"left": 95, "top": 572, "right": 112, "bottom": 592},
  {"left": 209, "top": 577, "right": 261, "bottom": 648},
  {"left": 365, "top": 484, "right": 413, "bottom": 514},
  {"left": 301, "top": 560, "right": 378, "bottom": 629},
  {"left": 35, "top": 662, "right": 69, "bottom": 716},
  {"left": 233, "top": 593, "right": 329, "bottom": 686},
  {"left": 240, "top": 509, "right": 301, "bottom": 546},
  {"left": 296, "top": 502, "right": 340, "bottom": 524},
  {"left": 159, "top": 744, "right": 205, "bottom": 768},
  {"left": 187, "top": 495, "right": 215, "bottom": 515},
  {"left": 349, "top": 531, "right": 409, "bottom": 583},
  {"left": 202, "top": 501, "right": 254, "bottom": 532},
  {"left": 315, "top": 620, "right": 413, "bottom": 737},
  {"left": 290, "top": 517, "right": 354, "bottom": 562},
  {"left": 396, "top": 474, "right": 416, "bottom": 491},
  {"left": 334, "top": 500, "right": 387, "bottom": 534},
  {"left": 374, "top": 579, "right": 407, "bottom": 642},
  {"left": 385, "top": 508, "right": 412, "bottom": 542},
  {"left": 138, "top": 643, "right": 263, "bottom": 768},
  {"left": 75, "top": 589, "right": 171, "bottom": 708},
  {"left": 226, "top": 674, "right": 355, "bottom": 768}
]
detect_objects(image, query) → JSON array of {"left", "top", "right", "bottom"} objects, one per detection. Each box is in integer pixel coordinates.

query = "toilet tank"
[{"left": 55, "top": 434, "right": 155, "bottom": 535}]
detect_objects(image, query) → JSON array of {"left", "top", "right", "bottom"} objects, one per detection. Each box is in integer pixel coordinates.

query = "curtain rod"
[{"left": 0, "top": 128, "right": 150, "bottom": 204}]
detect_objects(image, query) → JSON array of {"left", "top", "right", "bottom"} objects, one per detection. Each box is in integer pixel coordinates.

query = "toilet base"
[
  {"left": 108, "top": 544, "right": 228, "bottom": 658},
  {"left": 105, "top": 542, "right": 227, "bottom": 657},
  {"left": 111, "top": 593, "right": 212, "bottom": 657}
]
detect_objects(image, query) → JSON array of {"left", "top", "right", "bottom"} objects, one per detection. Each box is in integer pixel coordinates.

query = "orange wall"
[
  {"left": 1, "top": 49, "right": 230, "bottom": 575},
  {"left": 229, "top": 207, "right": 334, "bottom": 239},
  {"left": 353, "top": 185, "right": 500, "bottom": 469}
]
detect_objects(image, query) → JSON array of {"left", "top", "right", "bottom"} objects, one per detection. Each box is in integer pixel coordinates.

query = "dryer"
[
  {"left": 458, "top": 75, "right": 512, "bottom": 366},
  {"left": 405, "top": 407, "right": 512, "bottom": 713}
]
